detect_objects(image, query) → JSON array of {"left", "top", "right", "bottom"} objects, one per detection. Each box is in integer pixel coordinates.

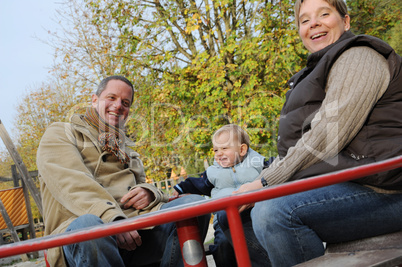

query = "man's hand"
[
  {"left": 121, "top": 187, "right": 155, "bottom": 210},
  {"left": 116, "top": 230, "right": 142, "bottom": 251},
  {"left": 233, "top": 180, "right": 263, "bottom": 212}
]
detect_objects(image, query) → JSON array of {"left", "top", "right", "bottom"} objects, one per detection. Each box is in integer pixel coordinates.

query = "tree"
[
  {"left": 14, "top": 76, "right": 90, "bottom": 171},
  {"left": 43, "top": 0, "right": 154, "bottom": 113},
  {"left": 85, "top": 0, "right": 307, "bottom": 179},
  {"left": 388, "top": 21, "right": 402, "bottom": 55},
  {"left": 347, "top": 0, "right": 401, "bottom": 43},
  {"left": 14, "top": 0, "right": 400, "bottom": 182},
  {"left": 0, "top": 150, "right": 13, "bottom": 183}
]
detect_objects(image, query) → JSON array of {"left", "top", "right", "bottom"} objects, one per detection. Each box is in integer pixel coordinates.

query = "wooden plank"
[
  {"left": 0, "top": 198, "right": 29, "bottom": 262},
  {"left": 296, "top": 231, "right": 402, "bottom": 267},
  {"left": 11, "top": 165, "right": 19, "bottom": 188},
  {"left": 327, "top": 231, "right": 402, "bottom": 253},
  {"left": 0, "top": 170, "right": 38, "bottom": 184},
  {"left": 0, "top": 177, "right": 12, "bottom": 182},
  {"left": 0, "top": 120, "right": 42, "bottom": 216},
  {"left": 295, "top": 249, "right": 402, "bottom": 267},
  {"left": 0, "top": 224, "right": 30, "bottom": 234},
  {"left": 21, "top": 177, "right": 39, "bottom": 258}
]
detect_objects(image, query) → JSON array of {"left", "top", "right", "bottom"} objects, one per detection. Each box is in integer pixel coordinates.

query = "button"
[{"left": 106, "top": 202, "right": 113, "bottom": 205}]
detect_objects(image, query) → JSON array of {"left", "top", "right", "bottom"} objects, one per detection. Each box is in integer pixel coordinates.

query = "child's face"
[{"left": 213, "top": 131, "right": 248, "bottom": 168}]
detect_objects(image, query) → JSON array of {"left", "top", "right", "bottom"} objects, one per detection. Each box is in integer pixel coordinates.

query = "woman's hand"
[
  {"left": 234, "top": 180, "right": 263, "bottom": 194},
  {"left": 233, "top": 180, "right": 263, "bottom": 212},
  {"left": 116, "top": 230, "right": 142, "bottom": 251},
  {"left": 121, "top": 187, "right": 155, "bottom": 210}
]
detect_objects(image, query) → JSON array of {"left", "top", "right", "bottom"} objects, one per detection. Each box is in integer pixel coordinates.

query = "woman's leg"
[{"left": 251, "top": 182, "right": 402, "bottom": 266}]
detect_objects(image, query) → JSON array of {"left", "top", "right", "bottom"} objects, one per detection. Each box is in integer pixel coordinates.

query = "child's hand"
[{"left": 172, "top": 190, "right": 179, "bottom": 197}]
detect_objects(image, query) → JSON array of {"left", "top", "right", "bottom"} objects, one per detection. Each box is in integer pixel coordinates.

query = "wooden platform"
[{"left": 295, "top": 231, "right": 402, "bottom": 267}]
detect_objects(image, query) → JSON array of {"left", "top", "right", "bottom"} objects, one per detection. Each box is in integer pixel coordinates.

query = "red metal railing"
[{"left": 0, "top": 156, "right": 402, "bottom": 266}]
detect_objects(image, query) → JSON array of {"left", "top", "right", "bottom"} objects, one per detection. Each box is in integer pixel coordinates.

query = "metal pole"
[
  {"left": 0, "top": 156, "right": 401, "bottom": 259},
  {"left": 226, "top": 205, "right": 251, "bottom": 267},
  {"left": 176, "top": 218, "right": 207, "bottom": 266}
]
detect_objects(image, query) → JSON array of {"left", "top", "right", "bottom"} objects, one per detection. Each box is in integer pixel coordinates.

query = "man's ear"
[
  {"left": 91, "top": 94, "right": 98, "bottom": 108},
  {"left": 240, "top": 144, "right": 248, "bottom": 157}
]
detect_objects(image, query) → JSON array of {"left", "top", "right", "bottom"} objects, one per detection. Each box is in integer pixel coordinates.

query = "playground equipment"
[{"left": 0, "top": 155, "right": 400, "bottom": 266}]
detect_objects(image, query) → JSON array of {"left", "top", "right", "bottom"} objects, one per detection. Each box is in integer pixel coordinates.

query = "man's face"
[{"left": 91, "top": 79, "right": 133, "bottom": 127}]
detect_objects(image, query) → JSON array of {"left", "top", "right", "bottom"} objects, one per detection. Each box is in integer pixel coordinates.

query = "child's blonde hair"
[{"left": 212, "top": 124, "right": 250, "bottom": 147}]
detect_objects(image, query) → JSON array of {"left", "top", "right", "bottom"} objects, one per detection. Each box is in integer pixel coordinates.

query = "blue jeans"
[
  {"left": 251, "top": 182, "right": 402, "bottom": 266},
  {"left": 209, "top": 216, "right": 237, "bottom": 267},
  {"left": 63, "top": 194, "right": 210, "bottom": 267},
  {"left": 216, "top": 209, "right": 270, "bottom": 266}
]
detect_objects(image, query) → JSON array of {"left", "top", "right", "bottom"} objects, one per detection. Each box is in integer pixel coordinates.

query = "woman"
[{"left": 231, "top": 0, "right": 402, "bottom": 265}]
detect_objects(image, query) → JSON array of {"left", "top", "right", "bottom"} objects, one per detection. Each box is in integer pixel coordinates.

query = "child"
[{"left": 173, "top": 124, "right": 273, "bottom": 266}]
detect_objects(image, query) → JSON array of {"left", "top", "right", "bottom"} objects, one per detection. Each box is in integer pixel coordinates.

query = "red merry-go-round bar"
[{"left": 0, "top": 156, "right": 401, "bottom": 266}]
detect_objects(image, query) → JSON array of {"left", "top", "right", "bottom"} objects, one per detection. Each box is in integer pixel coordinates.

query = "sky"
[{"left": 0, "top": 0, "right": 60, "bottom": 149}]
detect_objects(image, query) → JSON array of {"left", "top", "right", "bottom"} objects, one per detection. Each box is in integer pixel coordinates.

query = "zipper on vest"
[{"left": 231, "top": 167, "right": 240, "bottom": 187}]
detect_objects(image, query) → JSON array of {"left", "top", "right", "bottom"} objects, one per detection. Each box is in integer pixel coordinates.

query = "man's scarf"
[{"left": 84, "top": 108, "right": 130, "bottom": 164}]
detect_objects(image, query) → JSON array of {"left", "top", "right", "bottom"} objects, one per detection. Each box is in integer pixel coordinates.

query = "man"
[{"left": 37, "top": 75, "right": 210, "bottom": 266}]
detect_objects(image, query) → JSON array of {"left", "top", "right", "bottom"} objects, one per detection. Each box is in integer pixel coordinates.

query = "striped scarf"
[{"left": 84, "top": 108, "right": 130, "bottom": 164}]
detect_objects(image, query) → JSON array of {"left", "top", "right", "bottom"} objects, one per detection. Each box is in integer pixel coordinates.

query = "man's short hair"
[{"left": 96, "top": 76, "right": 134, "bottom": 105}]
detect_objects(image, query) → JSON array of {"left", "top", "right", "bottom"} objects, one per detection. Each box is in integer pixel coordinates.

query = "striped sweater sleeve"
[{"left": 260, "top": 46, "right": 391, "bottom": 185}]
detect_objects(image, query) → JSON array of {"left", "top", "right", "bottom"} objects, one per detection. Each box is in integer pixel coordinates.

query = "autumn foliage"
[{"left": 1, "top": 0, "right": 400, "bottom": 183}]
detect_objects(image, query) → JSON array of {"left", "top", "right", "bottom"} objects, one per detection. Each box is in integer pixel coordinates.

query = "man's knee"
[{"left": 67, "top": 214, "right": 104, "bottom": 231}]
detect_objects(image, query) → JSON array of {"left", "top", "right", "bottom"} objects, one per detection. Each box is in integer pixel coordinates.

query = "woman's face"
[{"left": 298, "top": 0, "right": 350, "bottom": 53}]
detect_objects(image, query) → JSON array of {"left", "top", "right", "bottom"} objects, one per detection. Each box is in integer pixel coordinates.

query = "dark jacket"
[{"left": 277, "top": 31, "right": 402, "bottom": 190}]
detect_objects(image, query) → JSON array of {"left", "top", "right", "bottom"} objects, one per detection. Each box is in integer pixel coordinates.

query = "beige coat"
[{"left": 37, "top": 114, "right": 169, "bottom": 267}]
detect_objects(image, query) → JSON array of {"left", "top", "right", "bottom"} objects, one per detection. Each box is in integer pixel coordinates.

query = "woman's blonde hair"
[{"left": 294, "top": 0, "right": 349, "bottom": 28}]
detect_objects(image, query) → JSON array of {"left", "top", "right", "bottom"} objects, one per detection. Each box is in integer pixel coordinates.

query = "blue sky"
[{"left": 0, "top": 0, "right": 59, "bottom": 149}]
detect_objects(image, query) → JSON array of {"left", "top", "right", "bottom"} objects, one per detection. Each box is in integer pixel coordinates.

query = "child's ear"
[{"left": 240, "top": 144, "right": 248, "bottom": 157}]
